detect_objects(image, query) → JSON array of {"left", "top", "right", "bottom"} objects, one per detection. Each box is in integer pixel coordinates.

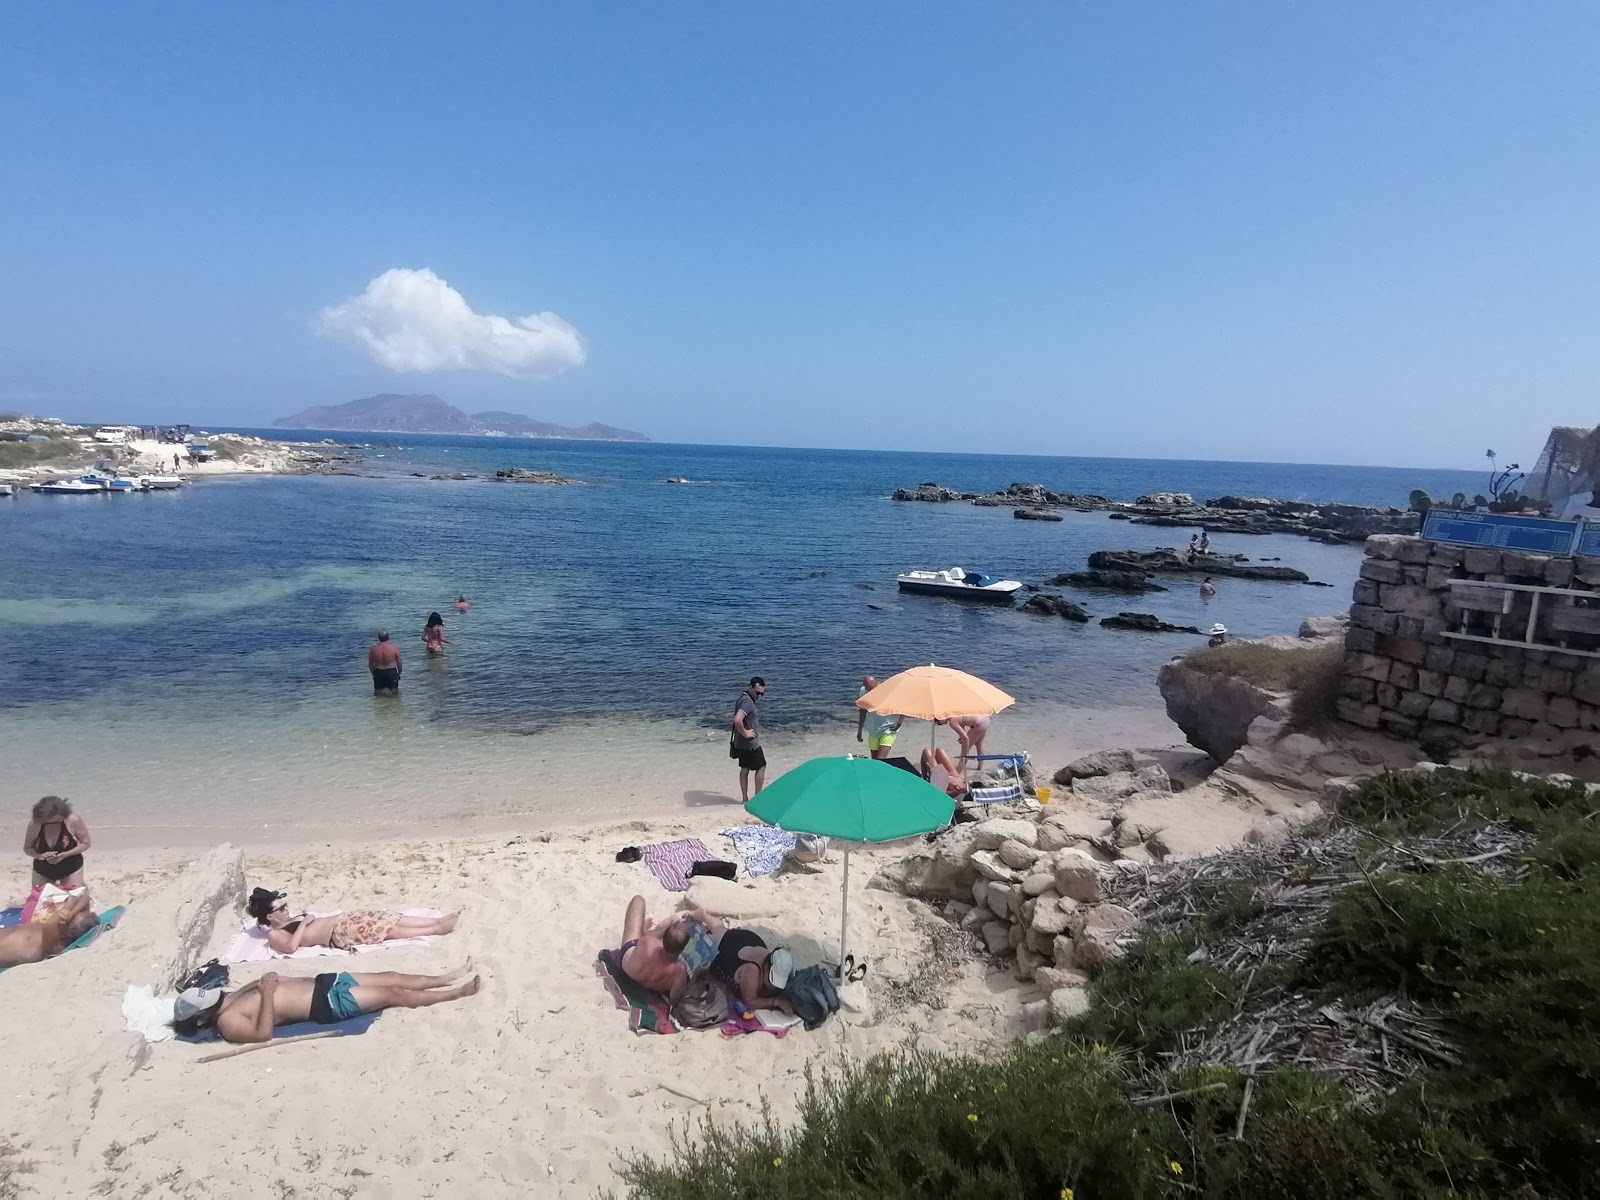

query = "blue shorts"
[{"left": 310, "top": 972, "right": 362, "bottom": 1023}]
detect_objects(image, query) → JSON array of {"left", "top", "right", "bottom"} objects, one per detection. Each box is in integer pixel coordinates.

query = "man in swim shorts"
[
  {"left": 368, "top": 630, "right": 402, "bottom": 694},
  {"left": 618, "top": 896, "right": 725, "bottom": 1004},
  {"left": 0, "top": 893, "right": 97, "bottom": 968},
  {"left": 855, "top": 675, "right": 903, "bottom": 759},
  {"left": 173, "top": 966, "right": 479, "bottom": 1043},
  {"left": 730, "top": 677, "right": 767, "bottom": 804}
]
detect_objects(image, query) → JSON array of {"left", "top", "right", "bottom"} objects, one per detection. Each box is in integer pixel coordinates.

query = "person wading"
[
  {"left": 368, "top": 630, "right": 402, "bottom": 695},
  {"left": 730, "top": 677, "right": 767, "bottom": 805}
]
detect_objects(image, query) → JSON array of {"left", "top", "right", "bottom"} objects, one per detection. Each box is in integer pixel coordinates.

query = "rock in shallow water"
[{"left": 1099, "top": 612, "right": 1204, "bottom": 634}]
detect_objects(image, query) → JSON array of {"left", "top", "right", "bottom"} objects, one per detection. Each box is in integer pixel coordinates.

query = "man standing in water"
[
  {"left": 730, "top": 677, "right": 767, "bottom": 805},
  {"left": 368, "top": 630, "right": 402, "bottom": 695}
]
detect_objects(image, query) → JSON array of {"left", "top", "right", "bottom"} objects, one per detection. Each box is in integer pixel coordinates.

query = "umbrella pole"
[{"left": 838, "top": 846, "right": 851, "bottom": 981}]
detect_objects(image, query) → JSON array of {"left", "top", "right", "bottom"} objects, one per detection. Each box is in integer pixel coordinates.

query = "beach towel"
[
  {"left": 0, "top": 908, "right": 20, "bottom": 929},
  {"left": 641, "top": 839, "right": 711, "bottom": 893},
  {"left": 123, "top": 985, "right": 179, "bottom": 1042},
  {"left": 720, "top": 826, "right": 797, "bottom": 877},
  {"left": 20, "top": 882, "right": 86, "bottom": 923},
  {"left": 223, "top": 909, "right": 442, "bottom": 964},
  {"left": 176, "top": 1010, "right": 381, "bottom": 1044},
  {"left": 595, "top": 948, "right": 679, "bottom": 1035},
  {"left": 719, "top": 1013, "right": 793, "bottom": 1039}
]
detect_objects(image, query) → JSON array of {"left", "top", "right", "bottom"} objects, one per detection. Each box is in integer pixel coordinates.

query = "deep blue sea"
[{"left": 1, "top": 434, "right": 1482, "bottom": 728}]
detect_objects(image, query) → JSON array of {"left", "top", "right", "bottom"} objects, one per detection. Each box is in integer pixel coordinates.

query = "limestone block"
[
  {"left": 1500, "top": 688, "right": 1549, "bottom": 722},
  {"left": 1394, "top": 616, "right": 1426, "bottom": 640},
  {"left": 1030, "top": 900, "right": 1074, "bottom": 937},
  {"left": 1376, "top": 634, "right": 1426, "bottom": 664},
  {"left": 1346, "top": 652, "right": 1392, "bottom": 683},
  {"left": 1052, "top": 934, "right": 1076, "bottom": 968},
  {"left": 1034, "top": 966, "right": 1092, "bottom": 992},
  {"left": 970, "top": 818, "right": 1039, "bottom": 851},
  {"left": 1389, "top": 663, "right": 1419, "bottom": 690},
  {"left": 1423, "top": 645, "right": 1456, "bottom": 673},
  {"left": 1462, "top": 548, "right": 1502, "bottom": 574},
  {"left": 997, "top": 839, "right": 1044, "bottom": 872},
  {"left": 1008, "top": 921, "right": 1024, "bottom": 948},
  {"left": 1016, "top": 944, "right": 1043, "bottom": 981},
  {"left": 1418, "top": 670, "right": 1446, "bottom": 697},
  {"left": 960, "top": 906, "right": 990, "bottom": 935},
  {"left": 1336, "top": 699, "right": 1383, "bottom": 728},
  {"left": 1380, "top": 584, "right": 1438, "bottom": 616},
  {"left": 1396, "top": 538, "right": 1431, "bottom": 564},
  {"left": 1025, "top": 927, "right": 1055, "bottom": 956},
  {"left": 1424, "top": 565, "right": 1456, "bottom": 590},
  {"left": 1341, "top": 676, "right": 1377, "bottom": 702},
  {"left": 1041, "top": 807, "right": 1117, "bottom": 842},
  {"left": 1375, "top": 683, "right": 1402, "bottom": 710},
  {"left": 1466, "top": 683, "right": 1503, "bottom": 709},
  {"left": 1462, "top": 709, "right": 1501, "bottom": 735},
  {"left": 1359, "top": 558, "right": 1404, "bottom": 584},
  {"left": 1545, "top": 558, "right": 1576, "bottom": 588},
  {"left": 1070, "top": 932, "right": 1122, "bottom": 973},
  {"left": 1443, "top": 675, "right": 1472, "bottom": 704},
  {"left": 1053, "top": 748, "right": 1153, "bottom": 783},
  {"left": 121, "top": 844, "right": 247, "bottom": 990},
  {"left": 1580, "top": 705, "right": 1600, "bottom": 731},
  {"left": 1428, "top": 544, "right": 1465, "bottom": 567},
  {"left": 1499, "top": 718, "right": 1534, "bottom": 739},
  {"left": 1548, "top": 697, "right": 1581, "bottom": 729},
  {"left": 986, "top": 881, "right": 1021, "bottom": 919},
  {"left": 1501, "top": 551, "right": 1548, "bottom": 579},
  {"left": 1576, "top": 666, "right": 1600, "bottom": 706},
  {"left": 1575, "top": 557, "right": 1600, "bottom": 586},
  {"left": 1379, "top": 711, "right": 1421, "bottom": 738},
  {"left": 1397, "top": 690, "right": 1432, "bottom": 718},
  {"left": 1048, "top": 987, "right": 1092, "bottom": 1026},
  {"left": 1021, "top": 871, "right": 1056, "bottom": 897},
  {"left": 1345, "top": 627, "right": 1378, "bottom": 653},
  {"left": 1352, "top": 579, "right": 1381, "bottom": 606},
  {"left": 981, "top": 920, "right": 1012, "bottom": 955},
  {"left": 1365, "top": 534, "right": 1410, "bottom": 560},
  {"left": 1069, "top": 903, "right": 1136, "bottom": 937},
  {"left": 1539, "top": 668, "right": 1574, "bottom": 696},
  {"left": 1426, "top": 698, "right": 1462, "bottom": 725},
  {"left": 1052, "top": 858, "right": 1101, "bottom": 904},
  {"left": 1401, "top": 565, "right": 1427, "bottom": 584},
  {"left": 971, "top": 849, "right": 1024, "bottom": 884},
  {"left": 971, "top": 879, "right": 990, "bottom": 910},
  {"left": 1485, "top": 657, "right": 1520, "bottom": 687},
  {"left": 1453, "top": 653, "right": 1489, "bottom": 682}
]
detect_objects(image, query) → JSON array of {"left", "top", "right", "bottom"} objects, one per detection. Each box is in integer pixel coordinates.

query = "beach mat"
[
  {"left": 0, "top": 908, "right": 19, "bottom": 929},
  {"left": 721, "top": 825, "right": 796, "bottom": 877},
  {"left": 595, "top": 948, "right": 679, "bottom": 1035},
  {"left": 177, "top": 1009, "right": 381, "bottom": 1044},
  {"left": 641, "top": 839, "right": 711, "bottom": 892}
]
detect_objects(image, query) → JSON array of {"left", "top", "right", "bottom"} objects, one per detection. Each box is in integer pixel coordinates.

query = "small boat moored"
[
  {"left": 896, "top": 567, "right": 1024, "bottom": 604},
  {"left": 0, "top": 483, "right": 15, "bottom": 497},
  {"left": 139, "top": 474, "right": 184, "bottom": 490},
  {"left": 34, "top": 478, "right": 107, "bottom": 495}
]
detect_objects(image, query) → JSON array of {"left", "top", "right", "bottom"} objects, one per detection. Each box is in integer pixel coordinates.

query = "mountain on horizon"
[{"left": 272, "top": 394, "right": 649, "bottom": 441}]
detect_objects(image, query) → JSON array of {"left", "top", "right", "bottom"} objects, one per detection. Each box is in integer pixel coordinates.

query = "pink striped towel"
[{"left": 642, "top": 839, "right": 711, "bottom": 892}]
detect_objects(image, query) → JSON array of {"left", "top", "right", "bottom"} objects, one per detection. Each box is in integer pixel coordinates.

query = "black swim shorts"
[
  {"left": 371, "top": 667, "right": 401, "bottom": 693},
  {"left": 735, "top": 745, "right": 766, "bottom": 771}
]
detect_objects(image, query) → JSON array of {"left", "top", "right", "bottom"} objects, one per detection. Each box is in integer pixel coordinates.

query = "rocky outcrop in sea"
[{"left": 890, "top": 481, "right": 1418, "bottom": 544}]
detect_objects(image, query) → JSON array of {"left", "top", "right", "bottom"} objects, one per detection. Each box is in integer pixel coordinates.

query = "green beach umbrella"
[{"left": 747, "top": 755, "right": 955, "bottom": 977}]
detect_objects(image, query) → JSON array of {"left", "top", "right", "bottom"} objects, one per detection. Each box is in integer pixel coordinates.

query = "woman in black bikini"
[{"left": 24, "top": 795, "right": 91, "bottom": 890}]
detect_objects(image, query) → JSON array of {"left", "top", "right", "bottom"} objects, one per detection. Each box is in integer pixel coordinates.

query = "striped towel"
[
  {"left": 642, "top": 838, "right": 711, "bottom": 892},
  {"left": 721, "top": 825, "right": 797, "bottom": 877}
]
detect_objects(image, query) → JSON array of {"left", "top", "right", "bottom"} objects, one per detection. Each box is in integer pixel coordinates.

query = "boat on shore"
[
  {"left": 139, "top": 474, "right": 184, "bottom": 490},
  {"left": 896, "top": 567, "right": 1024, "bottom": 604}
]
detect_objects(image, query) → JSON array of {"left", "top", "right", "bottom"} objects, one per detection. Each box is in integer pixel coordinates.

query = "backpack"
[
  {"left": 672, "top": 970, "right": 731, "bottom": 1029},
  {"left": 780, "top": 964, "right": 842, "bottom": 1030},
  {"left": 176, "top": 959, "right": 229, "bottom": 993}
]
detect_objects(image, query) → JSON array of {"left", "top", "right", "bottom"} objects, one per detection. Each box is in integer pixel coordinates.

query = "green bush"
[{"left": 0, "top": 437, "right": 84, "bottom": 469}]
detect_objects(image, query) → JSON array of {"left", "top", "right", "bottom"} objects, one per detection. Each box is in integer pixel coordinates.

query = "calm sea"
[{"left": 0, "top": 437, "right": 1482, "bottom": 836}]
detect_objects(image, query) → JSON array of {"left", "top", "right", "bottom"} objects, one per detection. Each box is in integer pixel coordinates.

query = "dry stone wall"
[{"left": 1337, "top": 534, "right": 1600, "bottom": 744}]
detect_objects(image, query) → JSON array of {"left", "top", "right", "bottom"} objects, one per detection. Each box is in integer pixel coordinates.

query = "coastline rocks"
[
  {"left": 892, "top": 482, "right": 973, "bottom": 502},
  {"left": 1014, "top": 507, "right": 1064, "bottom": 522},
  {"left": 493, "top": 467, "right": 580, "bottom": 485},
  {"left": 429, "top": 471, "right": 475, "bottom": 481},
  {"left": 1135, "top": 492, "right": 1196, "bottom": 508},
  {"left": 1089, "top": 548, "right": 1311, "bottom": 582},
  {"left": 1048, "top": 569, "right": 1167, "bottom": 593},
  {"left": 1021, "top": 594, "right": 1091, "bottom": 622},
  {"left": 1158, "top": 655, "right": 1283, "bottom": 761},
  {"left": 1100, "top": 612, "right": 1203, "bottom": 634}
]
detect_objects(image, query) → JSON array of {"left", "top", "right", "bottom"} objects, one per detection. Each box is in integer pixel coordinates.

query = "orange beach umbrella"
[{"left": 856, "top": 664, "right": 1015, "bottom": 748}]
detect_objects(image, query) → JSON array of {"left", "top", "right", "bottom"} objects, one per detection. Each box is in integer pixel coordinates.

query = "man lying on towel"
[
  {"left": 172, "top": 966, "right": 480, "bottom": 1043},
  {"left": 620, "top": 896, "right": 724, "bottom": 1004},
  {"left": 0, "top": 892, "right": 96, "bottom": 968}
]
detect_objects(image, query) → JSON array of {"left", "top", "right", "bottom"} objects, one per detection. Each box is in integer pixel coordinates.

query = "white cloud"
[{"left": 316, "top": 268, "right": 585, "bottom": 376}]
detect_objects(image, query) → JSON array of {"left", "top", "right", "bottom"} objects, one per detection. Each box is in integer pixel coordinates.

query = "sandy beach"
[{"left": 2, "top": 811, "right": 1068, "bottom": 1198}]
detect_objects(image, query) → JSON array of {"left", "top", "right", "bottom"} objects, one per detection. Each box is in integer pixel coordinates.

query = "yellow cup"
[{"left": 1036, "top": 786, "right": 1053, "bottom": 805}]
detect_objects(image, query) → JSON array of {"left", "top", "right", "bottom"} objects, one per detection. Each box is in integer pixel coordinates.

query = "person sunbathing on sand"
[
  {"left": 0, "top": 892, "right": 97, "bottom": 968},
  {"left": 173, "top": 965, "right": 480, "bottom": 1043},
  {"left": 619, "top": 896, "right": 724, "bottom": 1003},
  {"left": 920, "top": 746, "right": 967, "bottom": 797},
  {"left": 248, "top": 888, "right": 460, "bottom": 954}
]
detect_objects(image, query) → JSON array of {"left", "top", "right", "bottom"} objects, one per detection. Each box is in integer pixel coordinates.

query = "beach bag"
[
  {"left": 176, "top": 959, "right": 229, "bottom": 993},
  {"left": 780, "top": 965, "right": 842, "bottom": 1030},
  {"left": 790, "top": 834, "right": 828, "bottom": 863},
  {"left": 672, "top": 971, "right": 731, "bottom": 1029}
]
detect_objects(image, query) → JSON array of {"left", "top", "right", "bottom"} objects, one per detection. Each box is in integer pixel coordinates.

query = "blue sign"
[
  {"left": 1578, "top": 521, "right": 1600, "bottom": 559},
  {"left": 1422, "top": 509, "right": 1578, "bottom": 556}
]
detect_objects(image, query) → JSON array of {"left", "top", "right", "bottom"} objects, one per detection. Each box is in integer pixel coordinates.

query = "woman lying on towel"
[
  {"left": 247, "top": 888, "right": 460, "bottom": 954},
  {"left": 173, "top": 965, "right": 480, "bottom": 1043}
]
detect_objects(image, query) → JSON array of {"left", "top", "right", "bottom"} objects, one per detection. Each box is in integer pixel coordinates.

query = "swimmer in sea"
[
  {"left": 422, "top": 612, "right": 454, "bottom": 656},
  {"left": 453, "top": 594, "right": 470, "bottom": 612}
]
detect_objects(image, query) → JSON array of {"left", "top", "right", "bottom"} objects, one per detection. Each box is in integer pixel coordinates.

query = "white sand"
[{"left": 1, "top": 818, "right": 1050, "bottom": 1196}]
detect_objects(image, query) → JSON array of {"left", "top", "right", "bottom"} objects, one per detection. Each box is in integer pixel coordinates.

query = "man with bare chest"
[
  {"left": 367, "top": 630, "right": 402, "bottom": 695},
  {"left": 173, "top": 965, "right": 479, "bottom": 1043}
]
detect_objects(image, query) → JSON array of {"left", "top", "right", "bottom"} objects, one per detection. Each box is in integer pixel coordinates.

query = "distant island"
[{"left": 272, "top": 394, "right": 649, "bottom": 441}]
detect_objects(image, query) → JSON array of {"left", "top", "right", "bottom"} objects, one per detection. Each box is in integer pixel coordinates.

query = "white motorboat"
[
  {"left": 33, "top": 478, "right": 107, "bottom": 495},
  {"left": 896, "top": 567, "right": 1024, "bottom": 604},
  {"left": 139, "top": 474, "right": 184, "bottom": 490},
  {"left": 108, "top": 477, "right": 146, "bottom": 492},
  {"left": 0, "top": 483, "right": 15, "bottom": 497}
]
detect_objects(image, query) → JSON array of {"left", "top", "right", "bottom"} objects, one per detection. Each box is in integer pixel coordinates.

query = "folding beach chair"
[{"left": 962, "top": 753, "right": 1032, "bottom": 808}]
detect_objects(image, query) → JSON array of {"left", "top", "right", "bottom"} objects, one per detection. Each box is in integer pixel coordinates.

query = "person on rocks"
[
  {"left": 1187, "top": 533, "right": 1200, "bottom": 561},
  {"left": 730, "top": 676, "right": 767, "bottom": 804},
  {"left": 855, "top": 675, "right": 903, "bottom": 759},
  {"left": 367, "top": 630, "right": 402, "bottom": 695},
  {"left": 172, "top": 966, "right": 480, "bottom": 1043},
  {"left": 1197, "top": 531, "right": 1211, "bottom": 554}
]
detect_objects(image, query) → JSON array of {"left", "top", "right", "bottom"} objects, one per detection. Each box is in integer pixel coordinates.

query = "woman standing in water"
[
  {"left": 422, "top": 612, "right": 454, "bottom": 656},
  {"left": 24, "top": 796, "right": 92, "bottom": 890}
]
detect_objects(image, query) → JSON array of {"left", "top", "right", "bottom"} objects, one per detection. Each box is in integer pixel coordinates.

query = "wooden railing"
[{"left": 1445, "top": 579, "right": 1600, "bottom": 659}]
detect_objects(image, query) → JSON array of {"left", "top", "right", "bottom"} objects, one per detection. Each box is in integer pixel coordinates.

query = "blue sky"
[{"left": 1, "top": 3, "right": 1594, "bottom": 467}]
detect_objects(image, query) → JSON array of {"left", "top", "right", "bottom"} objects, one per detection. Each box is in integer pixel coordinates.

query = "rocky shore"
[{"left": 892, "top": 481, "right": 1418, "bottom": 544}]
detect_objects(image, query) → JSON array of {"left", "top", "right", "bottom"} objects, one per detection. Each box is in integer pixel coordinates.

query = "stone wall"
[{"left": 1337, "top": 534, "right": 1600, "bottom": 744}]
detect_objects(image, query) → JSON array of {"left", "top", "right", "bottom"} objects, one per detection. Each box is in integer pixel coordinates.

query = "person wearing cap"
[
  {"left": 367, "top": 631, "right": 402, "bottom": 695},
  {"left": 1208, "top": 623, "right": 1230, "bottom": 648},
  {"left": 0, "top": 891, "right": 97, "bottom": 968},
  {"left": 172, "top": 964, "right": 480, "bottom": 1043},
  {"left": 710, "top": 928, "right": 793, "bottom": 1018}
]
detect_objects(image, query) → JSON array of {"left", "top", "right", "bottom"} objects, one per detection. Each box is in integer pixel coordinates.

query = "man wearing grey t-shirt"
[{"left": 729, "top": 676, "right": 767, "bottom": 805}]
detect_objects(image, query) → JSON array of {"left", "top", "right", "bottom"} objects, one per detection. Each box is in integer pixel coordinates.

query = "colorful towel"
[
  {"left": 641, "top": 838, "right": 711, "bottom": 893},
  {"left": 595, "top": 948, "right": 679, "bottom": 1035},
  {"left": 0, "top": 908, "right": 19, "bottom": 929},
  {"left": 176, "top": 1009, "right": 381, "bottom": 1044},
  {"left": 20, "top": 882, "right": 86, "bottom": 923},
  {"left": 223, "top": 909, "right": 442, "bottom": 964},
  {"left": 719, "top": 1013, "right": 792, "bottom": 1039},
  {"left": 0, "top": 905, "right": 122, "bottom": 975},
  {"left": 721, "top": 825, "right": 797, "bottom": 877}
]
